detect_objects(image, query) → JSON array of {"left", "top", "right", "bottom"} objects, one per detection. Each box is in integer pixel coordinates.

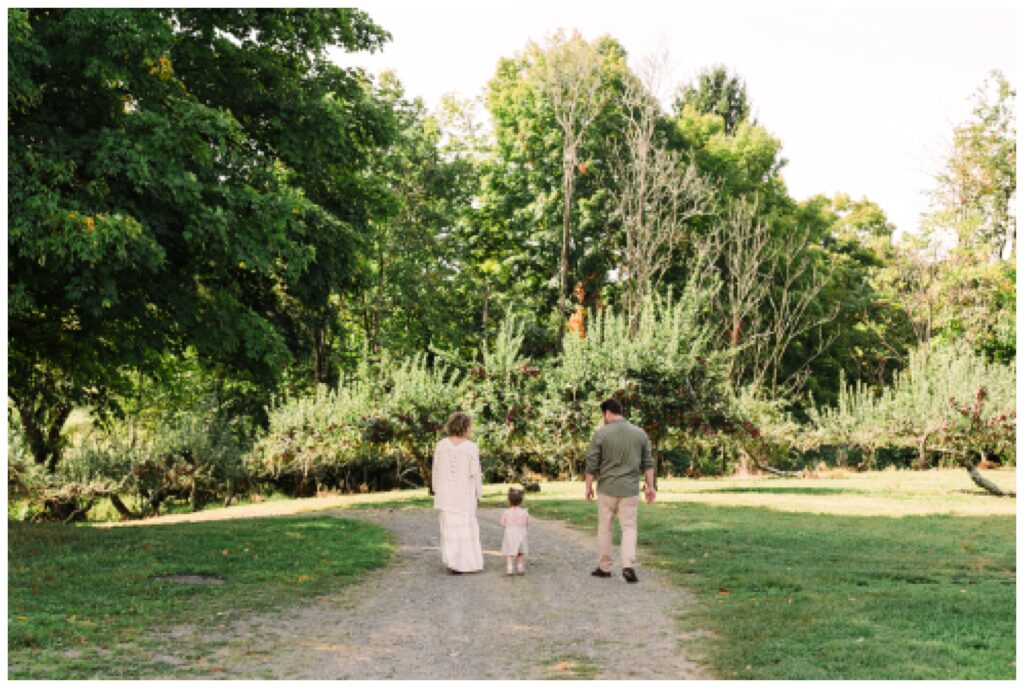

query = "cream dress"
[
  {"left": 500, "top": 507, "right": 529, "bottom": 556},
  {"left": 432, "top": 437, "right": 484, "bottom": 572}
]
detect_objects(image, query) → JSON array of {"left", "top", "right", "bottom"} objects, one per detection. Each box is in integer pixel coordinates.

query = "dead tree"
[{"left": 610, "top": 47, "right": 713, "bottom": 332}]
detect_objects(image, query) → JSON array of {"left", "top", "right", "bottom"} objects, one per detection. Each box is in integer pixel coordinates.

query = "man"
[{"left": 584, "top": 398, "right": 656, "bottom": 583}]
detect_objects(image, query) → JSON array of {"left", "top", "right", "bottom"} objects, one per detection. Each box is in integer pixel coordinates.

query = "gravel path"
[{"left": 175, "top": 507, "right": 710, "bottom": 680}]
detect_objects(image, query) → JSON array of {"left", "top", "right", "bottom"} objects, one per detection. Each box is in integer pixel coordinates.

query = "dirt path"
[{"left": 167, "top": 507, "right": 710, "bottom": 680}]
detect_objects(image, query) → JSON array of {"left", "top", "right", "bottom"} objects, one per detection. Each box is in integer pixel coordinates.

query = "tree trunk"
[
  {"left": 482, "top": 277, "right": 490, "bottom": 332},
  {"left": 559, "top": 150, "right": 576, "bottom": 314},
  {"left": 109, "top": 494, "right": 141, "bottom": 520},
  {"left": 966, "top": 462, "right": 1015, "bottom": 497},
  {"left": 741, "top": 444, "right": 802, "bottom": 478},
  {"left": 146, "top": 488, "right": 170, "bottom": 517},
  {"left": 63, "top": 498, "right": 96, "bottom": 524},
  {"left": 223, "top": 482, "right": 236, "bottom": 508},
  {"left": 312, "top": 323, "right": 331, "bottom": 384},
  {"left": 14, "top": 396, "right": 72, "bottom": 473}
]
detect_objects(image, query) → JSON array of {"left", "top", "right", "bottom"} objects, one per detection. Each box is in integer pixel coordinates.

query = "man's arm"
[
  {"left": 643, "top": 468, "right": 656, "bottom": 503},
  {"left": 584, "top": 431, "right": 601, "bottom": 501},
  {"left": 641, "top": 432, "right": 656, "bottom": 503}
]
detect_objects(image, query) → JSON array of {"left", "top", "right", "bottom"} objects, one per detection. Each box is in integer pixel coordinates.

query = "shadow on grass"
[
  {"left": 347, "top": 496, "right": 434, "bottom": 510},
  {"left": 697, "top": 486, "right": 870, "bottom": 496}
]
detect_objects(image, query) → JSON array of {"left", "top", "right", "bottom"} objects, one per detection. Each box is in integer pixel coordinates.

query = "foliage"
[
  {"left": 248, "top": 353, "right": 464, "bottom": 494},
  {"left": 8, "top": 8, "right": 393, "bottom": 470},
  {"left": 674, "top": 64, "right": 752, "bottom": 135},
  {"left": 544, "top": 283, "right": 735, "bottom": 476},
  {"left": 937, "top": 387, "right": 1016, "bottom": 467},
  {"left": 481, "top": 30, "right": 630, "bottom": 342},
  {"left": 247, "top": 363, "right": 377, "bottom": 495},
  {"left": 10, "top": 363, "right": 257, "bottom": 522},
  {"left": 925, "top": 70, "right": 1016, "bottom": 261},
  {"left": 6, "top": 12, "right": 1016, "bottom": 507},
  {"left": 808, "top": 341, "right": 1015, "bottom": 466},
  {"left": 465, "top": 317, "right": 546, "bottom": 481}
]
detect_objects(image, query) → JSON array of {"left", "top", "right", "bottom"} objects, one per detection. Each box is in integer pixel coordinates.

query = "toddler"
[{"left": 500, "top": 487, "right": 529, "bottom": 575}]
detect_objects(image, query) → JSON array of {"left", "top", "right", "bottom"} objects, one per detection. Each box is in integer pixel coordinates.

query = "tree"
[
  {"left": 8, "top": 9, "right": 392, "bottom": 470},
  {"left": 674, "top": 64, "right": 752, "bottom": 135},
  {"left": 812, "top": 195, "right": 916, "bottom": 394},
  {"left": 703, "top": 198, "right": 838, "bottom": 399},
  {"left": 349, "top": 74, "right": 479, "bottom": 360},
  {"left": 879, "top": 72, "right": 1018, "bottom": 364},
  {"left": 926, "top": 71, "right": 1016, "bottom": 261},
  {"left": 484, "top": 30, "right": 628, "bottom": 338},
  {"left": 610, "top": 48, "right": 713, "bottom": 329},
  {"left": 532, "top": 30, "right": 611, "bottom": 315}
]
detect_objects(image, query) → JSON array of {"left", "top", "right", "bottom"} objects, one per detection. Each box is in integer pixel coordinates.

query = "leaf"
[
  {"left": 554, "top": 661, "right": 573, "bottom": 672},
  {"left": 298, "top": 575, "right": 309, "bottom": 583},
  {"left": 718, "top": 588, "right": 730, "bottom": 595}
]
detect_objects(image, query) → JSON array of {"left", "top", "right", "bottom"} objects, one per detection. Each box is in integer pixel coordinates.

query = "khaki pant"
[{"left": 597, "top": 493, "right": 639, "bottom": 572}]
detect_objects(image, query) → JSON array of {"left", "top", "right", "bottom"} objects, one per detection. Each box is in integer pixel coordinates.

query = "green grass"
[
  {"left": 525, "top": 499, "right": 1016, "bottom": 680},
  {"left": 7, "top": 516, "right": 393, "bottom": 679}
]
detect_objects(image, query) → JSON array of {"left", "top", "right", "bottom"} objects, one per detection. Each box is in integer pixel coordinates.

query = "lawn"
[
  {"left": 509, "top": 469, "right": 1017, "bottom": 680},
  {"left": 7, "top": 516, "right": 393, "bottom": 679},
  {"left": 7, "top": 468, "right": 1016, "bottom": 680}
]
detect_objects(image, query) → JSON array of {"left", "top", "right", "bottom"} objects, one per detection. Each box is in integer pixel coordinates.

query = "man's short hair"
[{"left": 600, "top": 398, "right": 623, "bottom": 415}]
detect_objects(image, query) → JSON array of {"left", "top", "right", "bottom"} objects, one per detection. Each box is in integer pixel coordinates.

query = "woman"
[{"left": 432, "top": 411, "right": 484, "bottom": 574}]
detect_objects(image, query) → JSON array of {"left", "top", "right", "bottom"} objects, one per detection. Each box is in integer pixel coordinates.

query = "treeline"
[{"left": 7, "top": 10, "right": 1016, "bottom": 519}]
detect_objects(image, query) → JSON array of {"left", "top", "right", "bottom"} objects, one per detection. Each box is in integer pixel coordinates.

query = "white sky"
[{"left": 332, "top": 3, "right": 1017, "bottom": 240}]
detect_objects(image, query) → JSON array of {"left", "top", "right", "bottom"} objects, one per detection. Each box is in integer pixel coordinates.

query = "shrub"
[{"left": 808, "top": 342, "right": 1016, "bottom": 466}]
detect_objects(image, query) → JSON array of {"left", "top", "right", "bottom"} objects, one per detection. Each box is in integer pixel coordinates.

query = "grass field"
[
  {"left": 7, "top": 468, "right": 1016, "bottom": 679},
  {"left": 526, "top": 500, "right": 1015, "bottom": 679},
  {"left": 7, "top": 516, "right": 393, "bottom": 679}
]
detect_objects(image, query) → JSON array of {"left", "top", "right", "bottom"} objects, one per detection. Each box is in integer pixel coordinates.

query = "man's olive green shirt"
[{"left": 585, "top": 418, "right": 653, "bottom": 497}]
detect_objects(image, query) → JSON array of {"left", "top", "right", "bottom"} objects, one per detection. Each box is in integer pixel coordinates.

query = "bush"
[
  {"left": 248, "top": 353, "right": 465, "bottom": 495},
  {"left": 808, "top": 341, "right": 1016, "bottom": 466}
]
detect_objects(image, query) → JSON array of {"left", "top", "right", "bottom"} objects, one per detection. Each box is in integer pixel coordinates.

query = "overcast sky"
[{"left": 331, "top": 4, "right": 1017, "bottom": 239}]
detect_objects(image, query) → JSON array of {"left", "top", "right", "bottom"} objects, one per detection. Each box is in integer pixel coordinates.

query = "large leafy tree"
[
  {"left": 8, "top": 8, "right": 392, "bottom": 470},
  {"left": 482, "top": 32, "right": 629, "bottom": 349}
]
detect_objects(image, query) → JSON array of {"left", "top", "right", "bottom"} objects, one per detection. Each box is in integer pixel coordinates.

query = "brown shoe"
[
  {"left": 623, "top": 568, "right": 639, "bottom": 583},
  {"left": 591, "top": 567, "right": 612, "bottom": 578}
]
